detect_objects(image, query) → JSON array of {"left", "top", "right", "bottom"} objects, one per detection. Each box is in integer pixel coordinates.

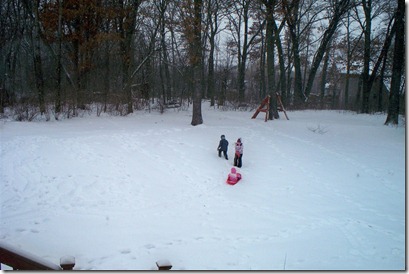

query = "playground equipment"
[{"left": 251, "top": 93, "right": 289, "bottom": 121}]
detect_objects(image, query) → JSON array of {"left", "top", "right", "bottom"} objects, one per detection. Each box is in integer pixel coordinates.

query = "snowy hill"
[{"left": 0, "top": 105, "right": 405, "bottom": 270}]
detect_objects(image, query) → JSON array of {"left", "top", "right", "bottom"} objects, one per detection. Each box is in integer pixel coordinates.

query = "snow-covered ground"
[{"left": 0, "top": 104, "right": 405, "bottom": 270}]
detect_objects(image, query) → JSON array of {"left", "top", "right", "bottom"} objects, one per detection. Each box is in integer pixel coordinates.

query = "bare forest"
[{"left": 0, "top": 0, "right": 405, "bottom": 125}]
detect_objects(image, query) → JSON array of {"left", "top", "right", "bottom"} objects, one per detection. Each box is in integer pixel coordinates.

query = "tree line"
[{"left": 0, "top": 0, "right": 405, "bottom": 125}]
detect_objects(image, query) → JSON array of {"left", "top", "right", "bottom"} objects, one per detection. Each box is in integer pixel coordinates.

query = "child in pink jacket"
[
  {"left": 234, "top": 138, "right": 243, "bottom": 168},
  {"left": 226, "top": 167, "right": 242, "bottom": 185}
]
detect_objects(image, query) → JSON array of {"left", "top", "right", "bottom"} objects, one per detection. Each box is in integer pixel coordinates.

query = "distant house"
[
  {"left": 305, "top": 72, "right": 389, "bottom": 111},
  {"left": 337, "top": 73, "right": 389, "bottom": 112}
]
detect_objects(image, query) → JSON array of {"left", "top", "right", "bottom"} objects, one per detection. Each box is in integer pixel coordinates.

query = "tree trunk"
[
  {"left": 385, "top": 0, "right": 404, "bottom": 125},
  {"left": 344, "top": 13, "right": 351, "bottom": 110},
  {"left": 208, "top": 35, "right": 216, "bottom": 106},
  {"left": 237, "top": 57, "right": 246, "bottom": 102},
  {"left": 119, "top": 0, "right": 141, "bottom": 115},
  {"left": 159, "top": 1, "right": 172, "bottom": 103},
  {"left": 285, "top": 47, "right": 293, "bottom": 105},
  {"left": 32, "top": 0, "right": 46, "bottom": 115},
  {"left": 191, "top": 0, "right": 203, "bottom": 126},
  {"left": 264, "top": 0, "right": 279, "bottom": 119},
  {"left": 206, "top": 0, "right": 221, "bottom": 107},
  {"left": 55, "top": 0, "right": 63, "bottom": 116},
  {"left": 237, "top": 2, "right": 249, "bottom": 103},
  {"left": 320, "top": 47, "right": 330, "bottom": 110},
  {"left": 361, "top": 0, "right": 372, "bottom": 113},
  {"left": 273, "top": 20, "right": 286, "bottom": 105},
  {"left": 259, "top": 31, "right": 266, "bottom": 100},
  {"left": 291, "top": 31, "right": 304, "bottom": 108},
  {"left": 103, "top": 42, "right": 110, "bottom": 113},
  {"left": 304, "top": 0, "right": 351, "bottom": 99},
  {"left": 283, "top": 0, "right": 304, "bottom": 108},
  {"left": 377, "top": 51, "right": 387, "bottom": 112},
  {"left": 369, "top": 16, "right": 396, "bottom": 111}
]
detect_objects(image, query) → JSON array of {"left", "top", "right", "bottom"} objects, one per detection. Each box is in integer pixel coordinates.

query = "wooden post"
[
  {"left": 251, "top": 95, "right": 270, "bottom": 122},
  {"left": 156, "top": 259, "right": 172, "bottom": 270},
  {"left": 0, "top": 242, "right": 61, "bottom": 270},
  {"left": 252, "top": 94, "right": 289, "bottom": 121},
  {"left": 276, "top": 92, "right": 289, "bottom": 120},
  {"left": 60, "top": 256, "right": 75, "bottom": 270}
]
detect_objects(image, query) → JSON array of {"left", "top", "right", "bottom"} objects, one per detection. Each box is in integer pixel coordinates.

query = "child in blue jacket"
[{"left": 217, "top": 135, "right": 229, "bottom": 160}]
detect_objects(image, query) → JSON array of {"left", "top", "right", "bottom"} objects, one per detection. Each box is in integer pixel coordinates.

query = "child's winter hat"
[
  {"left": 231, "top": 167, "right": 236, "bottom": 173},
  {"left": 237, "top": 138, "right": 242, "bottom": 142},
  {"left": 221, "top": 135, "right": 225, "bottom": 139}
]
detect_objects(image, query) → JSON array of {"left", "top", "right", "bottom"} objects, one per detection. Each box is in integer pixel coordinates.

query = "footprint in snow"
[{"left": 119, "top": 248, "right": 131, "bottom": 254}]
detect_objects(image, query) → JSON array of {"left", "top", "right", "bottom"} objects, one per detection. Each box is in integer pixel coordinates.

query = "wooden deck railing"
[
  {"left": 0, "top": 241, "right": 74, "bottom": 270},
  {"left": 0, "top": 241, "right": 171, "bottom": 270}
]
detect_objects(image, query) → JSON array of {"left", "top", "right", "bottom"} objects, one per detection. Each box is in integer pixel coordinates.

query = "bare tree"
[
  {"left": 385, "top": 0, "right": 404, "bottom": 125},
  {"left": 282, "top": 0, "right": 353, "bottom": 108},
  {"left": 203, "top": 0, "right": 225, "bottom": 107},
  {"left": 304, "top": 0, "right": 352, "bottom": 99},
  {"left": 22, "top": 0, "right": 46, "bottom": 115},
  {"left": 1, "top": 0, "right": 26, "bottom": 113},
  {"left": 271, "top": 14, "right": 287, "bottom": 107},
  {"left": 340, "top": 10, "right": 354, "bottom": 110},
  {"left": 261, "top": 0, "right": 279, "bottom": 118},
  {"left": 156, "top": 0, "right": 172, "bottom": 104},
  {"left": 117, "top": 0, "right": 143, "bottom": 114},
  {"left": 1, "top": 0, "right": 403, "bottom": 122},
  {"left": 55, "top": 0, "right": 63, "bottom": 116},
  {"left": 180, "top": 0, "right": 204, "bottom": 125},
  {"left": 226, "top": 0, "right": 265, "bottom": 102},
  {"left": 282, "top": 0, "right": 305, "bottom": 107},
  {"left": 353, "top": 0, "right": 392, "bottom": 113}
]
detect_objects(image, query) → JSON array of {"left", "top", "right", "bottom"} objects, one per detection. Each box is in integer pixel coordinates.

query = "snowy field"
[{"left": 0, "top": 104, "right": 405, "bottom": 270}]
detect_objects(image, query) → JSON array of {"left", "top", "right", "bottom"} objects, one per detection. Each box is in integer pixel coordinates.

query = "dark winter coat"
[{"left": 218, "top": 139, "right": 229, "bottom": 151}]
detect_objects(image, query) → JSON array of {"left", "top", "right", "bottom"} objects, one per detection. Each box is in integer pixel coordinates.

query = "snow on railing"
[
  {"left": 0, "top": 241, "right": 74, "bottom": 270},
  {"left": 156, "top": 259, "right": 172, "bottom": 270},
  {"left": 0, "top": 241, "right": 172, "bottom": 270}
]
